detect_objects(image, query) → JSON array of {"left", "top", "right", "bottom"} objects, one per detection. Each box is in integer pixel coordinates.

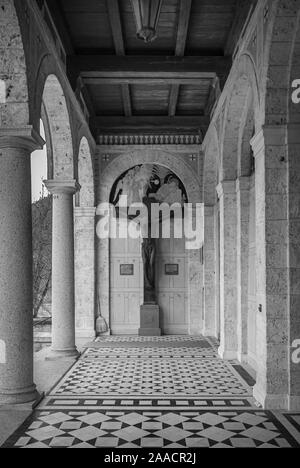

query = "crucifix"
[{"left": 139, "top": 194, "right": 161, "bottom": 336}]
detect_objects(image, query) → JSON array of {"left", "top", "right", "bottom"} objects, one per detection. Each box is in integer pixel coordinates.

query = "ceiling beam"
[
  {"left": 84, "top": 77, "right": 215, "bottom": 86},
  {"left": 169, "top": 85, "right": 181, "bottom": 116},
  {"left": 68, "top": 55, "right": 231, "bottom": 79},
  {"left": 106, "top": 0, "right": 132, "bottom": 117},
  {"left": 93, "top": 116, "right": 209, "bottom": 133},
  {"left": 169, "top": 0, "right": 192, "bottom": 117},
  {"left": 121, "top": 85, "right": 132, "bottom": 117},
  {"left": 175, "top": 0, "right": 192, "bottom": 56},
  {"left": 225, "top": 0, "right": 257, "bottom": 56},
  {"left": 204, "top": 76, "right": 220, "bottom": 116},
  {"left": 106, "top": 0, "right": 125, "bottom": 55}
]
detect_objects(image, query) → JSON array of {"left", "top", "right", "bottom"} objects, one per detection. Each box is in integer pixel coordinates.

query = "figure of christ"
[{"left": 140, "top": 195, "right": 158, "bottom": 304}]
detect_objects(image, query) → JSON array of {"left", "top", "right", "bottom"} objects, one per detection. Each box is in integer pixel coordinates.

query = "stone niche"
[{"left": 96, "top": 144, "right": 204, "bottom": 336}]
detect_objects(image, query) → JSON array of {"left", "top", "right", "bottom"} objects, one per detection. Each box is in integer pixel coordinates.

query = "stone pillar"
[
  {"left": 45, "top": 180, "right": 80, "bottom": 359},
  {"left": 75, "top": 207, "right": 96, "bottom": 339},
  {"left": 216, "top": 181, "right": 238, "bottom": 360},
  {"left": 236, "top": 177, "right": 251, "bottom": 363},
  {"left": 251, "top": 127, "right": 289, "bottom": 409},
  {"left": 188, "top": 205, "right": 204, "bottom": 335},
  {"left": 203, "top": 205, "right": 217, "bottom": 337},
  {"left": 0, "top": 128, "right": 43, "bottom": 405},
  {"left": 286, "top": 124, "right": 300, "bottom": 411}
]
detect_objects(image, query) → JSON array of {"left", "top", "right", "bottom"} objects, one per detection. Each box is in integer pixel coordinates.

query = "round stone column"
[
  {"left": 0, "top": 128, "right": 43, "bottom": 405},
  {"left": 45, "top": 180, "right": 80, "bottom": 359}
]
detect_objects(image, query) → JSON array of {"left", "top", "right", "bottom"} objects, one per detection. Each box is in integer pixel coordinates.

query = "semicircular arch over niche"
[
  {"left": 220, "top": 54, "right": 261, "bottom": 181},
  {"left": 41, "top": 74, "right": 74, "bottom": 180},
  {"left": 99, "top": 150, "right": 202, "bottom": 205},
  {"left": 97, "top": 149, "right": 203, "bottom": 336}
]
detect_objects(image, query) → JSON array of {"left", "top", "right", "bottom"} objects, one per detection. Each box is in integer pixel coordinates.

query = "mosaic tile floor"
[
  {"left": 50, "top": 358, "right": 252, "bottom": 397},
  {"left": 3, "top": 336, "right": 300, "bottom": 449},
  {"left": 3, "top": 410, "right": 300, "bottom": 448}
]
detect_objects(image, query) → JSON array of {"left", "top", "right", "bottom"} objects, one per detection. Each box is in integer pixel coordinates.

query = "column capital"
[
  {"left": 236, "top": 176, "right": 250, "bottom": 193},
  {"left": 0, "top": 126, "right": 45, "bottom": 152},
  {"left": 250, "top": 125, "right": 287, "bottom": 156},
  {"left": 75, "top": 206, "right": 96, "bottom": 217},
  {"left": 45, "top": 179, "right": 81, "bottom": 195},
  {"left": 216, "top": 180, "right": 236, "bottom": 198}
]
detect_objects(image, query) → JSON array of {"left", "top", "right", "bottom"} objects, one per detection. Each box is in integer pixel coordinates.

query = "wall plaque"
[
  {"left": 165, "top": 264, "right": 179, "bottom": 276},
  {"left": 120, "top": 264, "right": 134, "bottom": 276}
]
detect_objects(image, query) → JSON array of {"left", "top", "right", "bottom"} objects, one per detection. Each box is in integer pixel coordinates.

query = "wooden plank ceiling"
[{"left": 44, "top": 0, "right": 256, "bottom": 138}]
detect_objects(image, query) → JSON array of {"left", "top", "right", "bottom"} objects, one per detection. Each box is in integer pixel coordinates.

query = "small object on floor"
[
  {"left": 96, "top": 297, "right": 108, "bottom": 334},
  {"left": 96, "top": 316, "right": 108, "bottom": 334}
]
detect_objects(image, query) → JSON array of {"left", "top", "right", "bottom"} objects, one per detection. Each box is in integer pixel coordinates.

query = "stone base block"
[
  {"left": 218, "top": 346, "right": 237, "bottom": 360},
  {"left": 253, "top": 384, "right": 288, "bottom": 410},
  {"left": 288, "top": 396, "right": 300, "bottom": 411},
  {"left": 0, "top": 387, "right": 41, "bottom": 407},
  {"left": 46, "top": 347, "right": 80, "bottom": 361},
  {"left": 139, "top": 328, "right": 162, "bottom": 336},
  {"left": 76, "top": 328, "right": 96, "bottom": 340},
  {"left": 139, "top": 304, "right": 161, "bottom": 337}
]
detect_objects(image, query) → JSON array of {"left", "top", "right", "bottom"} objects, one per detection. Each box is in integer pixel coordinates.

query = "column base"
[
  {"left": 139, "top": 304, "right": 161, "bottom": 337},
  {"left": 188, "top": 326, "right": 202, "bottom": 336},
  {"left": 202, "top": 328, "right": 216, "bottom": 338},
  {"left": 253, "top": 383, "right": 288, "bottom": 410},
  {"left": 0, "top": 385, "right": 40, "bottom": 407},
  {"left": 76, "top": 328, "right": 96, "bottom": 340},
  {"left": 218, "top": 346, "right": 237, "bottom": 360},
  {"left": 237, "top": 352, "right": 248, "bottom": 364},
  {"left": 96, "top": 328, "right": 111, "bottom": 337},
  {"left": 288, "top": 396, "right": 300, "bottom": 411},
  {"left": 46, "top": 347, "right": 80, "bottom": 361},
  {"left": 139, "top": 328, "right": 162, "bottom": 337}
]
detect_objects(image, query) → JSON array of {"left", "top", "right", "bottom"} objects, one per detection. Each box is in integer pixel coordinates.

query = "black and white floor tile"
[
  {"left": 50, "top": 358, "right": 252, "bottom": 397},
  {"left": 3, "top": 410, "right": 300, "bottom": 448},
  {"left": 2, "top": 336, "right": 300, "bottom": 449}
]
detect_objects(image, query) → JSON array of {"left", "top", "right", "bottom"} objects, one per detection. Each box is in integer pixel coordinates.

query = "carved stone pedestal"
[{"left": 139, "top": 304, "right": 161, "bottom": 336}]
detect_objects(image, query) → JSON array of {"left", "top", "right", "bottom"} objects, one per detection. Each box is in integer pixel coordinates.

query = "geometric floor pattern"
[
  {"left": 50, "top": 358, "right": 252, "bottom": 397},
  {"left": 3, "top": 336, "right": 300, "bottom": 448},
  {"left": 3, "top": 410, "right": 300, "bottom": 448}
]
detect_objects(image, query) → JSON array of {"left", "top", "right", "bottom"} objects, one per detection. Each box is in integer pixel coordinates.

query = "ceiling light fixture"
[{"left": 130, "top": 0, "right": 163, "bottom": 43}]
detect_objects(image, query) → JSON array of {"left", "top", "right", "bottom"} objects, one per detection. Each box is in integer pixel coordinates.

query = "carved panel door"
[
  {"left": 110, "top": 224, "right": 143, "bottom": 335},
  {"left": 156, "top": 222, "right": 189, "bottom": 335}
]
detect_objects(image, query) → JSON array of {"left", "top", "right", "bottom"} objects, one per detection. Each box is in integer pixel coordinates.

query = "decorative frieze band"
[{"left": 98, "top": 134, "right": 202, "bottom": 146}]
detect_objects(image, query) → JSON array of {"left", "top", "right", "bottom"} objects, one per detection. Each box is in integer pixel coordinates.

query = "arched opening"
[
  {"left": 42, "top": 74, "right": 74, "bottom": 180},
  {"left": 218, "top": 58, "right": 260, "bottom": 363},
  {"left": 32, "top": 73, "right": 76, "bottom": 352},
  {"left": 108, "top": 164, "right": 189, "bottom": 335},
  {"left": 97, "top": 150, "right": 203, "bottom": 337},
  {"left": 31, "top": 120, "right": 52, "bottom": 341}
]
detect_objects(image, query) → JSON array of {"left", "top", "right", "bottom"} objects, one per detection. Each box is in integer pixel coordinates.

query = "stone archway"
[
  {"left": 250, "top": 0, "right": 300, "bottom": 410},
  {"left": 215, "top": 53, "right": 261, "bottom": 361},
  {"left": 221, "top": 54, "right": 260, "bottom": 181},
  {"left": 38, "top": 73, "right": 79, "bottom": 358},
  {"left": 41, "top": 74, "right": 74, "bottom": 180},
  {"left": 96, "top": 148, "right": 203, "bottom": 336},
  {"left": 0, "top": 0, "right": 42, "bottom": 405}
]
